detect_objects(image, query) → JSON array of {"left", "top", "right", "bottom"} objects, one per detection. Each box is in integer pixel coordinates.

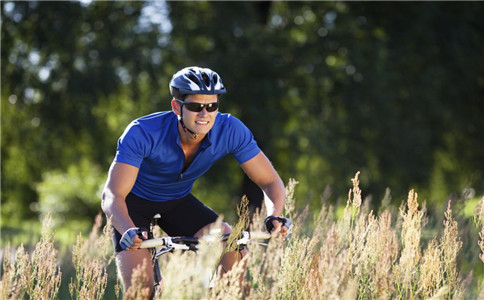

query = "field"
[{"left": 2, "top": 174, "right": 484, "bottom": 299}]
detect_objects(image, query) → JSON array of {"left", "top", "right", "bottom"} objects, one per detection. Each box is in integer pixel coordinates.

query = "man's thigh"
[{"left": 158, "top": 194, "right": 219, "bottom": 237}]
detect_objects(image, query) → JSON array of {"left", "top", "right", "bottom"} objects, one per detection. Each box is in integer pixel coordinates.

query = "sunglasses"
[{"left": 177, "top": 100, "right": 219, "bottom": 112}]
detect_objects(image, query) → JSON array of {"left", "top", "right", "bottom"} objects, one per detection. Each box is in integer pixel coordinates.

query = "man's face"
[{"left": 177, "top": 94, "right": 219, "bottom": 135}]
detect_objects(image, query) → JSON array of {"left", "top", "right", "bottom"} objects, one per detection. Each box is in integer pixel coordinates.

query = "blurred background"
[{"left": 1, "top": 1, "right": 483, "bottom": 241}]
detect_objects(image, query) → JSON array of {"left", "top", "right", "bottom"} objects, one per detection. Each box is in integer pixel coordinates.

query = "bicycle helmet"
[{"left": 169, "top": 66, "right": 226, "bottom": 99}]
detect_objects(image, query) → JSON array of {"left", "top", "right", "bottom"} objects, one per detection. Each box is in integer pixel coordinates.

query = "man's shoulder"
[
  {"left": 137, "top": 111, "right": 175, "bottom": 123},
  {"left": 211, "top": 113, "right": 251, "bottom": 142},
  {"left": 133, "top": 111, "right": 176, "bottom": 130},
  {"left": 216, "top": 112, "right": 244, "bottom": 127},
  {"left": 121, "top": 111, "right": 175, "bottom": 142}
]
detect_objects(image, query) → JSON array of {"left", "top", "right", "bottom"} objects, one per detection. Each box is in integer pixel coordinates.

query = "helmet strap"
[{"left": 179, "top": 108, "right": 198, "bottom": 140}]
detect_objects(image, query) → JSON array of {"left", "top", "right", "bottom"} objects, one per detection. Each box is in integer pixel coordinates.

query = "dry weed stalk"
[
  {"left": 278, "top": 235, "right": 317, "bottom": 299},
  {"left": 234, "top": 179, "right": 296, "bottom": 299},
  {"left": 479, "top": 226, "right": 484, "bottom": 264},
  {"left": 418, "top": 239, "right": 442, "bottom": 298},
  {"left": 274, "top": 180, "right": 317, "bottom": 299},
  {"left": 69, "top": 213, "right": 113, "bottom": 300},
  {"left": 284, "top": 178, "right": 299, "bottom": 219},
  {"left": 210, "top": 257, "right": 247, "bottom": 300},
  {"left": 211, "top": 196, "right": 251, "bottom": 299},
  {"left": 348, "top": 211, "right": 373, "bottom": 295},
  {"left": 303, "top": 172, "right": 363, "bottom": 299},
  {"left": 313, "top": 203, "right": 335, "bottom": 242},
  {"left": 158, "top": 220, "right": 224, "bottom": 299},
  {"left": 345, "top": 171, "right": 362, "bottom": 220},
  {"left": 478, "top": 222, "right": 484, "bottom": 298},
  {"left": 28, "top": 214, "right": 62, "bottom": 299},
  {"left": 4, "top": 174, "right": 482, "bottom": 299},
  {"left": 473, "top": 196, "right": 484, "bottom": 226},
  {"left": 453, "top": 271, "right": 473, "bottom": 300},
  {"left": 244, "top": 196, "right": 288, "bottom": 300},
  {"left": 0, "top": 244, "right": 31, "bottom": 299},
  {"left": 351, "top": 210, "right": 399, "bottom": 299},
  {"left": 479, "top": 279, "right": 484, "bottom": 300},
  {"left": 304, "top": 224, "right": 352, "bottom": 299},
  {"left": 250, "top": 204, "right": 267, "bottom": 232},
  {"left": 372, "top": 210, "right": 399, "bottom": 298},
  {"left": 427, "top": 286, "right": 450, "bottom": 300},
  {"left": 245, "top": 236, "right": 285, "bottom": 299},
  {"left": 89, "top": 213, "right": 114, "bottom": 263},
  {"left": 225, "top": 196, "right": 250, "bottom": 255},
  {"left": 440, "top": 200, "right": 463, "bottom": 296},
  {"left": 394, "top": 189, "right": 424, "bottom": 298},
  {"left": 340, "top": 172, "right": 363, "bottom": 249}
]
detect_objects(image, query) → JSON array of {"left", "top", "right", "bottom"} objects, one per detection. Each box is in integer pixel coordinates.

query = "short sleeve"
[
  {"left": 227, "top": 116, "right": 261, "bottom": 164},
  {"left": 115, "top": 121, "right": 151, "bottom": 168}
]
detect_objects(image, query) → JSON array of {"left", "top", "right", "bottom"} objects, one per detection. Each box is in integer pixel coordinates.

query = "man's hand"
[
  {"left": 120, "top": 227, "right": 148, "bottom": 250},
  {"left": 264, "top": 216, "right": 292, "bottom": 240}
]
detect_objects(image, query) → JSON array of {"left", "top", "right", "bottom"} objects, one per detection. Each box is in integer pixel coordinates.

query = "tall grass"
[
  {"left": 69, "top": 213, "right": 113, "bottom": 299},
  {"left": 2, "top": 173, "right": 484, "bottom": 299},
  {"left": 1, "top": 214, "right": 62, "bottom": 299}
]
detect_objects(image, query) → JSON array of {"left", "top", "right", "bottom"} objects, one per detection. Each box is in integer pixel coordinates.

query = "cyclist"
[{"left": 101, "top": 66, "right": 290, "bottom": 294}]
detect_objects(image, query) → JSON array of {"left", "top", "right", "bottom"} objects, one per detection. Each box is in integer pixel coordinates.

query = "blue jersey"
[{"left": 115, "top": 111, "right": 261, "bottom": 201}]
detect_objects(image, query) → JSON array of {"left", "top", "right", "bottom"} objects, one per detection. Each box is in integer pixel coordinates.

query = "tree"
[
  {"left": 2, "top": 1, "right": 483, "bottom": 229},
  {"left": 1, "top": 1, "right": 170, "bottom": 224}
]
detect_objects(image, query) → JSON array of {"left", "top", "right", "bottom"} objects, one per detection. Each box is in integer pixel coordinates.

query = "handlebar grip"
[
  {"left": 249, "top": 231, "right": 272, "bottom": 240},
  {"left": 139, "top": 238, "right": 167, "bottom": 249}
]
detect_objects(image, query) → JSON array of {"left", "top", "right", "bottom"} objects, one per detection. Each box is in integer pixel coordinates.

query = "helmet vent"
[
  {"left": 201, "top": 72, "right": 210, "bottom": 87},
  {"left": 187, "top": 74, "right": 200, "bottom": 85}
]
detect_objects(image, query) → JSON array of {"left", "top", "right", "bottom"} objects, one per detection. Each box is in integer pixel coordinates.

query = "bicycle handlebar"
[
  {"left": 246, "top": 231, "right": 272, "bottom": 240},
  {"left": 140, "top": 231, "right": 272, "bottom": 249},
  {"left": 140, "top": 236, "right": 198, "bottom": 249}
]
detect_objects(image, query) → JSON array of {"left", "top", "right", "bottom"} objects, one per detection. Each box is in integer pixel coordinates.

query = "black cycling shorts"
[{"left": 112, "top": 192, "right": 219, "bottom": 253}]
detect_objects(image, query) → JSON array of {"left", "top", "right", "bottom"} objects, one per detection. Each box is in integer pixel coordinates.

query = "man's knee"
[
  {"left": 116, "top": 249, "right": 154, "bottom": 291},
  {"left": 194, "top": 221, "right": 232, "bottom": 237}
]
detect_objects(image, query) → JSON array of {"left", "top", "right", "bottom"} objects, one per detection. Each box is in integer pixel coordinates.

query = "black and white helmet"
[{"left": 169, "top": 66, "right": 226, "bottom": 99}]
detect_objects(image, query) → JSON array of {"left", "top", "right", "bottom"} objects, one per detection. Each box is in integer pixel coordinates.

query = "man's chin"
[{"left": 192, "top": 126, "right": 212, "bottom": 135}]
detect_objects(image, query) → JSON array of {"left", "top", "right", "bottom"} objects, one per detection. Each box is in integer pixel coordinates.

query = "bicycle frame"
[
  {"left": 140, "top": 235, "right": 200, "bottom": 289},
  {"left": 138, "top": 213, "right": 274, "bottom": 297}
]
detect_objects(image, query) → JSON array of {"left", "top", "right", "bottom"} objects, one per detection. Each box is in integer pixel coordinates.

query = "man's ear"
[{"left": 171, "top": 99, "right": 181, "bottom": 115}]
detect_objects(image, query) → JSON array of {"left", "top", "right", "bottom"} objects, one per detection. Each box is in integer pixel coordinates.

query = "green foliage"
[
  {"left": 35, "top": 158, "right": 105, "bottom": 227},
  {"left": 1, "top": 1, "right": 483, "bottom": 238}
]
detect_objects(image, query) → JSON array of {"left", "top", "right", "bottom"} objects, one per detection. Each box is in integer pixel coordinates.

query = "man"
[{"left": 101, "top": 66, "right": 290, "bottom": 293}]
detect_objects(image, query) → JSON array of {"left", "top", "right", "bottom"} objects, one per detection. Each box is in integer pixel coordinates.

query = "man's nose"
[{"left": 198, "top": 107, "right": 208, "bottom": 115}]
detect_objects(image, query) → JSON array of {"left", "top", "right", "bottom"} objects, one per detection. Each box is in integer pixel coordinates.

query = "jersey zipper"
[{"left": 177, "top": 146, "right": 205, "bottom": 181}]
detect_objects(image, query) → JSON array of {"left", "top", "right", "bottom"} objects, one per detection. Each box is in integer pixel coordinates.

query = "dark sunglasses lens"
[
  {"left": 184, "top": 103, "right": 202, "bottom": 112},
  {"left": 184, "top": 102, "right": 219, "bottom": 112},
  {"left": 206, "top": 103, "right": 219, "bottom": 112}
]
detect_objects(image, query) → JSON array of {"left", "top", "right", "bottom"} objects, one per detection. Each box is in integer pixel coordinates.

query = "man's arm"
[
  {"left": 101, "top": 161, "right": 144, "bottom": 249},
  {"left": 240, "top": 151, "right": 287, "bottom": 223}
]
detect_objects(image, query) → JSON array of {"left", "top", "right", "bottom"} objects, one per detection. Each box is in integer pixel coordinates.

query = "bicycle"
[{"left": 138, "top": 214, "right": 275, "bottom": 296}]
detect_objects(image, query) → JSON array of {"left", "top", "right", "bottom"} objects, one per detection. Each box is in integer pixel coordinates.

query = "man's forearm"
[{"left": 263, "top": 180, "right": 286, "bottom": 216}]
